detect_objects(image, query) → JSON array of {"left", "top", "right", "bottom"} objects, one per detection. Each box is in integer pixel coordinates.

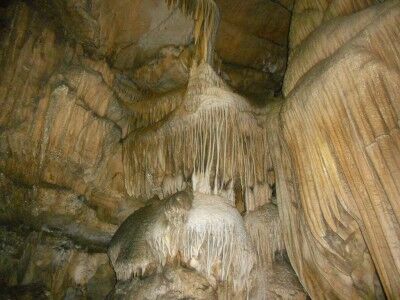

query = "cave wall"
[
  {"left": 1, "top": 0, "right": 400, "bottom": 299},
  {"left": 0, "top": 0, "right": 289, "bottom": 236},
  {"left": 271, "top": 0, "right": 400, "bottom": 298},
  {"left": 0, "top": 2, "right": 129, "bottom": 232},
  {"left": 0, "top": 1, "right": 294, "bottom": 298},
  {"left": 0, "top": 4, "right": 127, "bottom": 295}
]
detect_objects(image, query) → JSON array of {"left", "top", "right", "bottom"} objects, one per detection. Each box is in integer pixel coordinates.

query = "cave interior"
[{"left": 0, "top": 0, "right": 399, "bottom": 299}]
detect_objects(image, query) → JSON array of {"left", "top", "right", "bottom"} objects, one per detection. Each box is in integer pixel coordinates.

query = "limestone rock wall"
[
  {"left": 0, "top": 1, "right": 129, "bottom": 228},
  {"left": 0, "top": 226, "right": 116, "bottom": 299},
  {"left": 3, "top": 0, "right": 400, "bottom": 299},
  {"left": 270, "top": 0, "right": 400, "bottom": 298},
  {"left": 0, "top": 1, "right": 295, "bottom": 298},
  {"left": 215, "top": 0, "right": 290, "bottom": 99}
]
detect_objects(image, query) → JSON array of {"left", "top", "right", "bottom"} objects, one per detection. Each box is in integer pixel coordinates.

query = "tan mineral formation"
[{"left": 0, "top": 0, "right": 399, "bottom": 299}]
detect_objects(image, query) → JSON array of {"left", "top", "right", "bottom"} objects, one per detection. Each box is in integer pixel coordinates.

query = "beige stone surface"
[
  {"left": 112, "top": 266, "right": 216, "bottom": 300},
  {"left": 2, "top": 0, "right": 399, "bottom": 299},
  {"left": 0, "top": 3, "right": 133, "bottom": 227},
  {"left": 268, "top": 0, "right": 400, "bottom": 298}
]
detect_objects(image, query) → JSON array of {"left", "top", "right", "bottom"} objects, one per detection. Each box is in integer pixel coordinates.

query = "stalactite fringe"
[
  {"left": 123, "top": 64, "right": 272, "bottom": 203},
  {"left": 166, "top": 0, "right": 220, "bottom": 64}
]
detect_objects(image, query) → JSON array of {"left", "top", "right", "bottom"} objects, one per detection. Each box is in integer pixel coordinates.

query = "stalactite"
[
  {"left": 122, "top": 1, "right": 272, "bottom": 205},
  {"left": 123, "top": 64, "right": 272, "bottom": 204},
  {"left": 166, "top": 0, "right": 220, "bottom": 64}
]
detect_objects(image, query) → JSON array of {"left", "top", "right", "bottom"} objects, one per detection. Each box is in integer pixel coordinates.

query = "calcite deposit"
[{"left": 1, "top": 0, "right": 399, "bottom": 299}]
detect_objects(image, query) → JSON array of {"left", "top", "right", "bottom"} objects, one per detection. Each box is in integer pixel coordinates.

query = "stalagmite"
[
  {"left": 182, "top": 192, "right": 256, "bottom": 293},
  {"left": 108, "top": 190, "right": 256, "bottom": 296},
  {"left": 244, "top": 203, "right": 285, "bottom": 266},
  {"left": 108, "top": 190, "right": 192, "bottom": 281}
]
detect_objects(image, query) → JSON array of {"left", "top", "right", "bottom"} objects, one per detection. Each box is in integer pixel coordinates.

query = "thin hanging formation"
[
  {"left": 116, "top": 1, "right": 283, "bottom": 296},
  {"left": 123, "top": 64, "right": 272, "bottom": 205},
  {"left": 166, "top": 0, "right": 220, "bottom": 64}
]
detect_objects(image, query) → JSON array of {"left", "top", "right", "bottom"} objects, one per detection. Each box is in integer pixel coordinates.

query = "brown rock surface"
[
  {"left": 2, "top": 0, "right": 399, "bottom": 299},
  {"left": 0, "top": 228, "right": 116, "bottom": 299},
  {"left": 214, "top": 0, "right": 291, "bottom": 97},
  {"left": 24, "top": 0, "right": 288, "bottom": 98},
  {"left": 268, "top": 0, "right": 400, "bottom": 298},
  {"left": 0, "top": 2, "right": 133, "bottom": 228},
  {"left": 112, "top": 266, "right": 216, "bottom": 300}
]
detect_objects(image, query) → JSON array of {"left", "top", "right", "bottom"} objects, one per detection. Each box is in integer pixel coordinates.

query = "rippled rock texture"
[
  {"left": 269, "top": 0, "right": 400, "bottom": 298},
  {"left": 1, "top": 0, "right": 399, "bottom": 299}
]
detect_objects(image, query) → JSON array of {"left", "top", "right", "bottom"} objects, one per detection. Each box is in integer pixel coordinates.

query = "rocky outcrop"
[
  {"left": 0, "top": 3, "right": 130, "bottom": 235},
  {"left": 0, "top": 226, "right": 116, "bottom": 299}
]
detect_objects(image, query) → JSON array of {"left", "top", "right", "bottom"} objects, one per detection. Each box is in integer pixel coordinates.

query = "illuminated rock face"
[
  {"left": 1, "top": 0, "right": 399, "bottom": 299},
  {"left": 269, "top": 0, "right": 400, "bottom": 298},
  {"left": 108, "top": 191, "right": 257, "bottom": 297}
]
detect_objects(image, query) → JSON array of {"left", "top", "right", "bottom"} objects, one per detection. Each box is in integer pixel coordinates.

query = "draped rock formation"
[
  {"left": 123, "top": 63, "right": 272, "bottom": 208},
  {"left": 1, "top": 0, "right": 399, "bottom": 299},
  {"left": 269, "top": 0, "right": 400, "bottom": 298}
]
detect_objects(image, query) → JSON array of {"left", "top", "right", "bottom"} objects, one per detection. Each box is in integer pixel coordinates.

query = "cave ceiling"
[{"left": 18, "top": 0, "right": 292, "bottom": 100}]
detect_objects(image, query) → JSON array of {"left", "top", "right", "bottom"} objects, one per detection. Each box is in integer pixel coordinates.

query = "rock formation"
[
  {"left": 268, "top": 0, "right": 400, "bottom": 298},
  {"left": 1, "top": 0, "right": 399, "bottom": 299}
]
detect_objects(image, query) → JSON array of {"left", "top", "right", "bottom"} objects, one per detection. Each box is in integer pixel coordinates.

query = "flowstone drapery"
[
  {"left": 123, "top": 63, "right": 272, "bottom": 209},
  {"left": 109, "top": 190, "right": 257, "bottom": 294},
  {"left": 182, "top": 193, "right": 255, "bottom": 292},
  {"left": 166, "top": 0, "right": 220, "bottom": 64},
  {"left": 113, "top": 0, "right": 295, "bottom": 298}
]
